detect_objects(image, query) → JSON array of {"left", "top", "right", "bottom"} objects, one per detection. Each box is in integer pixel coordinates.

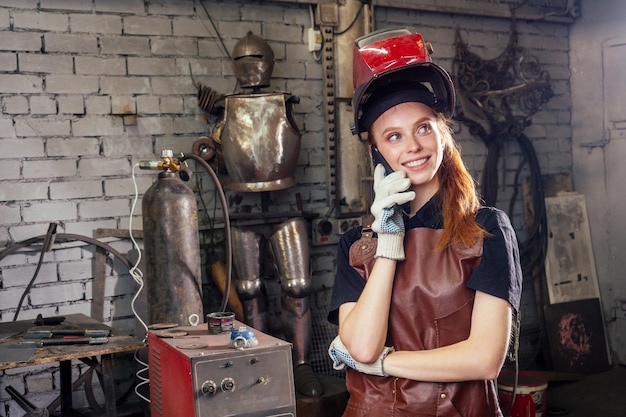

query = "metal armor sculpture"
[
  {"left": 221, "top": 31, "right": 301, "bottom": 192},
  {"left": 221, "top": 32, "right": 323, "bottom": 398}
]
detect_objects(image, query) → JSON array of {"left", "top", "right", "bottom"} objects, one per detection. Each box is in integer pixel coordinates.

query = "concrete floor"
[{"left": 545, "top": 365, "right": 626, "bottom": 417}]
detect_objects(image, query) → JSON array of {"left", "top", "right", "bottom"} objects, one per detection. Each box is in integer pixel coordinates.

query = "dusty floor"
[{"left": 545, "top": 365, "right": 626, "bottom": 417}]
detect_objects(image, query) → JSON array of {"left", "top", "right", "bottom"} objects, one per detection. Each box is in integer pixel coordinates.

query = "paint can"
[
  {"left": 207, "top": 312, "right": 235, "bottom": 334},
  {"left": 498, "top": 371, "right": 548, "bottom": 417}
]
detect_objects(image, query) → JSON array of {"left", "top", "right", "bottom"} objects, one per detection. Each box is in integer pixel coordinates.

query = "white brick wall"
[{"left": 0, "top": 0, "right": 574, "bottom": 414}]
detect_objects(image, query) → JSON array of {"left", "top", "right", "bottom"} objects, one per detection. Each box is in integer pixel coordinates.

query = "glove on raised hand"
[
  {"left": 328, "top": 335, "right": 394, "bottom": 377},
  {"left": 370, "top": 164, "right": 415, "bottom": 260}
]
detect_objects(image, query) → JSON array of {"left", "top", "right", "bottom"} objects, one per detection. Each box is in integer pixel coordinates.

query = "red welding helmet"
[{"left": 351, "top": 27, "right": 455, "bottom": 136}]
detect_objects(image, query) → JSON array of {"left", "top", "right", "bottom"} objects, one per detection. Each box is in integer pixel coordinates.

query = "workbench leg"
[
  {"left": 59, "top": 360, "right": 74, "bottom": 415},
  {"left": 101, "top": 354, "right": 117, "bottom": 417}
]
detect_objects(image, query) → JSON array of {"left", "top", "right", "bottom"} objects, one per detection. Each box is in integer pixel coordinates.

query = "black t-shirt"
[{"left": 328, "top": 197, "right": 523, "bottom": 325}]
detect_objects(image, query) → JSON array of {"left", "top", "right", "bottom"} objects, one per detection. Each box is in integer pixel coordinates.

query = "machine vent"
[{"left": 150, "top": 344, "right": 163, "bottom": 414}]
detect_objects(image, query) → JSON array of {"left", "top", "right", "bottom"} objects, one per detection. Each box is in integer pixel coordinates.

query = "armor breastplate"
[
  {"left": 220, "top": 93, "right": 301, "bottom": 192},
  {"left": 345, "top": 228, "right": 501, "bottom": 417}
]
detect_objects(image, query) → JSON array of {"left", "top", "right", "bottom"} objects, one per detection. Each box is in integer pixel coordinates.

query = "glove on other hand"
[
  {"left": 370, "top": 164, "right": 415, "bottom": 260},
  {"left": 328, "top": 335, "right": 394, "bottom": 377}
]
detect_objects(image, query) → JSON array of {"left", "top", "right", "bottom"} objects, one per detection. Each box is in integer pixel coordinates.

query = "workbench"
[{"left": 0, "top": 313, "right": 146, "bottom": 416}]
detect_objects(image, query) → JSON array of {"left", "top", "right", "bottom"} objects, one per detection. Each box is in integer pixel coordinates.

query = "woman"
[{"left": 327, "top": 27, "right": 522, "bottom": 417}]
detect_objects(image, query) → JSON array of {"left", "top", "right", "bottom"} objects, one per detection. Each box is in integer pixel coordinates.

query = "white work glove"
[
  {"left": 328, "top": 335, "right": 394, "bottom": 377},
  {"left": 370, "top": 164, "right": 415, "bottom": 260}
]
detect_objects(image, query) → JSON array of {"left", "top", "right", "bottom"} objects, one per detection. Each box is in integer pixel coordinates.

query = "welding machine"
[{"left": 148, "top": 323, "right": 296, "bottom": 417}]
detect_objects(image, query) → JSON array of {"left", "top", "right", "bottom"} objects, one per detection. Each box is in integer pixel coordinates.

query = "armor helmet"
[
  {"left": 351, "top": 27, "right": 456, "bottom": 137},
  {"left": 232, "top": 31, "right": 275, "bottom": 89}
]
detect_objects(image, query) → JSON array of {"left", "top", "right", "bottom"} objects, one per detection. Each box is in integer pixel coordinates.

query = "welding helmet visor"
[{"left": 351, "top": 27, "right": 455, "bottom": 136}]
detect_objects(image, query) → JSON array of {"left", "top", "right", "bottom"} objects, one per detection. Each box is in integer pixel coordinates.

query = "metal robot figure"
[{"left": 221, "top": 32, "right": 324, "bottom": 398}]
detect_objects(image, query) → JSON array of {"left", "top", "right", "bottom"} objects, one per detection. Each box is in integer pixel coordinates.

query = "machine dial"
[{"left": 201, "top": 380, "right": 217, "bottom": 396}]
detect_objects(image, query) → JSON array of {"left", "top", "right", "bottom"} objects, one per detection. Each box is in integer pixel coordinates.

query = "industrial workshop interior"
[{"left": 0, "top": 0, "right": 625, "bottom": 416}]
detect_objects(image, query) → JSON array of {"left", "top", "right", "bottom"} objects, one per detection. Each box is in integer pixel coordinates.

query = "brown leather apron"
[{"left": 344, "top": 227, "right": 502, "bottom": 417}]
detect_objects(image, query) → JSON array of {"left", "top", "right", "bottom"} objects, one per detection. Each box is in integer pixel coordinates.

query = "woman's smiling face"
[{"left": 370, "top": 101, "right": 444, "bottom": 204}]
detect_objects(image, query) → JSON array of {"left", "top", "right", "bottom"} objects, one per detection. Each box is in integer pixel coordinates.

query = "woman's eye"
[
  {"left": 387, "top": 132, "right": 400, "bottom": 142},
  {"left": 417, "top": 123, "right": 432, "bottom": 135}
]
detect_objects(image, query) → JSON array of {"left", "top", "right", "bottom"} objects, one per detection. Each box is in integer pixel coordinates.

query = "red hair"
[{"left": 435, "top": 117, "right": 487, "bottom": 250}]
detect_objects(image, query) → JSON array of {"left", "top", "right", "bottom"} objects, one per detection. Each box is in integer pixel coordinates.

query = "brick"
[
  {"left": 45, "top": 75, "right": 98, "bottom": 94},
  {"left": 100, "top": 36, "right": 150, "bottom": 55},
  {"left": 15, "top": 119, "right": 70, "bottom": 137},
  {"left": 69, "top": 13, "right": 122, "bottom": 34},
  {"left": 58, "top": 96, "right": 85, "bottom": 115},
  {"left": 50, "top": 180, "right": 102, "bottom": 200},
  {"left": 0, "top": 287, "right": 29, "bottom": 310},
  {"left": 172, "top": 17, "right": 211, "bottom": 37},
  {"left": 127, "top": 57, "right": 176, "bottom": 75},
  {"left": 0, "top": 74, "right": 43, "bottom": 93},
  {"left": 23, "top": 159, "right": 76, "bottom": 179},
  {"left": 30, "top": 96, "right": 57, "bottom": 115},
  {"left": 0, "top": 138, "right": 44, "bottom": 157},
  {"left": 1, "top": 261, "right": 57, "bottom": 286},
  {"left": 19, "top": 53, "right": 73, "bottom": 74},
  {"left": 111, "top": 96, "right": 136, "bottom": 115},
  {"left": 151, "top": 76, "right": 196, "bottom": 94},
  {"left": 72, "top": 116, "right": 124, "bottom": 137},
  {"left": 63, "top": 218, "right": 118, "bottom": 236},
  {"left": 176, "top": 57, "right": 223, "bottom": 77},
  {"left": 30, "top": 282, "right": 84, "bottom": 305},
  {"left": 0, "top": 52, "right": 17, "bottom": 71},
  {"left": 151, "top": 38, "right": 197, "bottom": 56},
  {"left": 100, "top": 76, "right": 151, "bottom": 95},
  {"left": 26, "top": 374, "right": 54, "bottom": 394},
  {"left": 85, "top": 96, "right": 111, "bottom": 114},
  {"left": 43, "top": 33, "right": 98, "bottom": 53},
  {"left": 52, "top": 246, "right": 87, "bottom": 262},
  {"left": 12, "top": 11, "right": 69, "bottom": 32},
  {"left": 136, "top": 95, "right": 160, "bottom": 114},
  {"left": 134, "top": 116, "right": 174, "bottom": 135},
  {"left": 148, "top": 0, "right": 194, "bottom": 16},
  {"left": 2, "top": 96, "right": 28, "bottom": 114},
  {"left": 0, "top": 118, "right": 16, "bottom": 136},
  {"left": 75, "top": 56, "right": 126, "bottom": 76},
  {"left": 41, "top": 0, "right": 92, "bottom": 12},
  {"left": 105, "top": 176, "right": 154, "bottom": 197},
  {"left": 102, "top": 135, "right": 153, "bottom": 157},
  {"left": 173, "top": 116, "right": 206, "bottom": 133},
  {"left": 0, "top": 32, "right": 42, "bottom": 52},
  {"left": 47, "top": 137, "right": 99, "bottom": 157},
  {"left": 95, "top": 0, "right": 144, "bottom": 15},
  {"left": 0, "top": 203, "right": 20, "bottom": 223},
  {"left": 58, "top": 259, "right": 93, "bottom": 280},
  {"left": 154, "top": 135, "right": 196, "bottom": 154},
  {"left": 160, "top": 97, "right": 184, "bottom": 114},
  {"left": 0, "top": 160, "right": 21, "bottom": 181},
  {"left": 124, "top": 16, "right": 171, "bottom": 36},
  {"left": 0, "top": 8, "right": 8, "bottom": 29},
  {"left": 78, "top": 157, "right": 130, "bottom": 177},
  {"left": 58, "top": 306, "right": 93, "bottom": 327},
  {"left": 23, "top": 201, "right": 77, "bottom": 222},
  {"left": 79, "top": 198, "right": 130, "bottom": 219}
]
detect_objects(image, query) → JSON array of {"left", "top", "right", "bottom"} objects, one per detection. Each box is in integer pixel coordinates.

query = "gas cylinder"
[{"left": 142, "top": 169, "right": 203, "bottom": 327}]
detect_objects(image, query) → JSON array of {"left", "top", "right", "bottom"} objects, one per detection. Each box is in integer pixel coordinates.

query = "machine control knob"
[
  {"left": 201, "top": 380, "right": 218, "bottom": 396},
  {"left": 221, "top": 377, "right": 236, "bottom": 392}
]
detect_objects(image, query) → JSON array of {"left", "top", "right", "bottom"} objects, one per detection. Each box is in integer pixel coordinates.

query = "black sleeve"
[
  {"left": 468, "top": 207, "right": 523, "bottom": 311},
  {"left": 327, "top": 226, "right": 367, "bottom": 325}
]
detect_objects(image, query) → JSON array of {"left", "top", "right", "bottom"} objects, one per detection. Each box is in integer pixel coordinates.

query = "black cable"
[
  {"left": 334, "top": 3, "right": 363, "bottom": 36},
  {"left": 0, "top": 232, "right": 132, "bottom": 321},
  {"left": 180, "top": 153, "right": 232, "bottom": 313}
]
